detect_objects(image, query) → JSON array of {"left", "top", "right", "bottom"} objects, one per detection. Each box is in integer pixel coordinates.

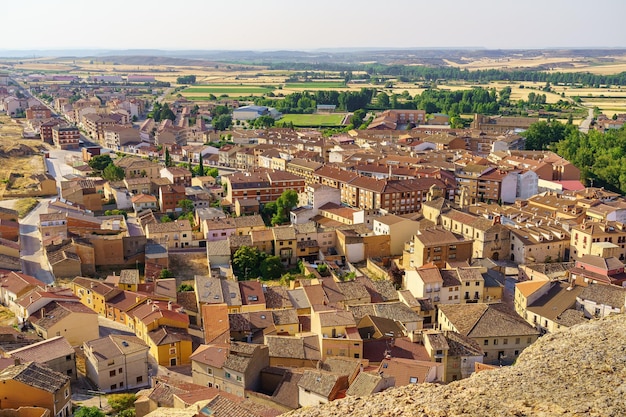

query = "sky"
[{"left": 2, "top": 0, "right": 626, "bottom": 51}]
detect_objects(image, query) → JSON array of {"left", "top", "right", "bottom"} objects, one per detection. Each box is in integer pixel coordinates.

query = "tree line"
[{"left": 268, "top": 62, "right": 626, "bottom": 86}]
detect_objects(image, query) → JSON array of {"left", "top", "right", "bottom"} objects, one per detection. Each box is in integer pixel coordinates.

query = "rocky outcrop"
[{"left": 286, "top": 314, "right": 626, "bottom": 417}]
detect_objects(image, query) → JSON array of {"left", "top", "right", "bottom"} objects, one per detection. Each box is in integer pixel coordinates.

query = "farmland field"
[
  {"left": 279, "top": 113, "right": 346, "bottom": 127},
  {"left": 183, "top": 85, "right": 275, "bottom": 94},
  {"left": 284, "top": 82, "right": 348, "bottom": 89}
]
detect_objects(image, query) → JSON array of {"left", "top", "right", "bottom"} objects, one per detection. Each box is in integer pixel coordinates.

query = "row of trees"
[
  {"left": 176, "top": 75, "right": 196, "bottom": 84},
  {"left": 254, "top": 88, "right": 376, "bottom": 113},
  {"left": 269, "top": 62, "right": 626, "bottom": 86}
]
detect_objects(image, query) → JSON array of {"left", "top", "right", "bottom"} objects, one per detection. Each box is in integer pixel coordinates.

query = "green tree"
[
  {"left": 177, "top": 199, "right": 195, "bottom": 213},
  {"left": 159, "top": 103, "right": 176, "bottom": 121},
  {"left": 74, "top": 407, "right": 105, "bottom": 417},
  {"left": 107, "top": 394, "right": 137, "bottom": 414},
  {"left": 375, "top": 92, "right": 390, "bottom": 108},
  {"left": 118, "top": 410, "right": 136, "bottom": 417},
  {"left": 233, "top": 246, "right": 266, "bottom": 279},
  {"left": 159, "top": 269, "right": 174, "bottom": 279},
  {"left": 165, "top": 148, "right": 172, "bottom": 167},
  {"left": 213, "top": 114, "right": 232, "bottom": 131},
  {"left": 272, "top": 190, "right": 298, "bottom": 225},
  {"left": 102, "top": 163, "right": 125, "bottom": 181},
  {"left": 206, "top": 167, "right": 219, "bottom": 178},
  {"left": 160, "top": 214, "right": 172, "bottom": 223},
  {"left": 88, "top": 154, "right": 113, "bottom": 171},
  {"left": 196, "top": 152, "right": 205, "bottom": 177},
  {"left": 253, "top": 115, "right": 275, "bottom": 129},
  {"left": 178, "top": 284, "right": 194, "bottom": 292},
  {"left": 260, "top": 256, "right": 284, "bottom": 280}
]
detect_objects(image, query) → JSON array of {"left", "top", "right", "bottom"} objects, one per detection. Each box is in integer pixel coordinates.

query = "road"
[
  {"left": 19, "top": 198, "right": 55, "bottom": 285},
  {"left": 579, "top": 107, "right": 594, "bottom": 133}
]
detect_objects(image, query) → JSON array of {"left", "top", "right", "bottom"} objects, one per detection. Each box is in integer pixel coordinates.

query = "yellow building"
[
  {"left": 0, "top": 362, "right": 71, "bottom": 417},
  {"left": 311, "top": 307, "right": 363, "bottom": 360},
  {"left": 71, "top": 277, "right": 121, "bottom": 316},
  {"left": 130, "top": 300, "right": 192, "bottom": 367},
  {"left": 28, "top": 301, "right": 99, "bottom": 347}
]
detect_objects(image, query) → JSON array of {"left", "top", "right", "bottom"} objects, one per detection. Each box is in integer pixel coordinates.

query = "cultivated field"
[{"left": 279, "top": 113, "right": 347, "bottom": 127}]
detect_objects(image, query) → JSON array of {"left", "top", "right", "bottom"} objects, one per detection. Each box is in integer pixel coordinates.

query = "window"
[
  {"left": 137, "top": 376, "right": 143, "bottom": 383},
  {"left": 527, "top": 337, "right": 532, "bottom": 344},
  {"left": 409, "top": 377, "right": 418, "bottom": 383},
  {"left": 465, "top": 282, "right": 470, "bottom": 286},
  {"left": 66, "top": 355, "right": 72, "bottom": 361},
  {"left": 503, "top": 338, "right": 508, "bottom": 345},
  {"left": 514, "top": 350, "right": 519, "bottom": 356},
  {"left": 65, "top": 388, "right": 69, "bottom": 399},
  {"left": 119, "top": 368, "right": 123, "bottom": 374},
  {"left": 484, "top": 339, "right": 488, "bottom": 346},
  {"left": 236, "top": 375, "right": 242, "bottom": 382},
  {"left": 225, "top": 372, "right": 231, "bottom": 378},
  {"left": 207, "top": 368, "right": 213, "bottom": 375},
  {"left": 475, "top": 281, "right": 480, "bottom": 286},
  {"left": 515, "top": 338, "right": 520, "bottom": 344},
  {"left": 493, "top": 339, "right": 498, "bottom": 345},
  {"left": 169, "top": 348, "right": 176, "bottom": 355},
  {"left": 110, "top": 370, "right": 116, "bottom": 377},
  {"left": 111, "top": 384, "right": 117, "bottom": 390}
]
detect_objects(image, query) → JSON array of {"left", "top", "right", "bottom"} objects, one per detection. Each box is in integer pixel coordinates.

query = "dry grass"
[
  {"left": 0, "top": 115, "right": 48, "bottom": 196},
  {"left": 14, "top": 198, "right": 39, "bottom": 218},
  {"left": 0, "top": 306, "right": 16, "bottom": 327}
]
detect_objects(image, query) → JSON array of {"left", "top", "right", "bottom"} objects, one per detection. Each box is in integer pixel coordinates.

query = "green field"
[
  {"left": 279, "top": 113, "right": 346, "bottom": 127},
  {"left": 183, "top": 85, "right": 275, "bottom": 94},
  {"left": 284, "top": 82, "right": 348, "bottom": 89}
]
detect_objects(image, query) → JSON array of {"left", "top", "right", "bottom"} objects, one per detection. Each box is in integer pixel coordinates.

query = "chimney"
[
  {"left": 90, "top": 283, "right": 94, "bottom": 289},
  {"left": 168, "top": 301, "right": 173, "bottom": 311},
  {"left": 41, "top": 308, "right": 45, "bottom": 319},
  {"left": 152, "top": 304, "right": 158, "bottom": 312}
]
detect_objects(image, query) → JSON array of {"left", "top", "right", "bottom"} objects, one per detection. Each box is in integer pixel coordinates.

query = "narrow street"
[
  {"left": 19, "top": 198, "right": 54, "bottom": 285},
  {"left": 579, "top": 107, "right": 594, "bottom": 133}
]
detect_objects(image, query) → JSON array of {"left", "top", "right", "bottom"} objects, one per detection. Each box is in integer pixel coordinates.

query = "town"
[{"left": 0, "top": 50, "right": 626, "bottom": 417}]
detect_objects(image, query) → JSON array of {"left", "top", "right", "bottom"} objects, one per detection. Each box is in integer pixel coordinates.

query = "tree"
[
  {"left": 107, "top": 394, "right": 137, "bottom": 414},
  {"left": 213, "top": 114, "right": 232, "bottom": 131},
  {"left": 159, "top": 269, "right": 174, "bottom": 279},
  {"left": 159, "top": 103, "right": 176, "bottom": 121},
  {"left": 178, "top": 284, "right": 194, "bottom": 292},
  {"left": 118, "top": 410, "right": 136, "bottom": 417},
  {"left": 165, "top": 148, "right": 172, "bottom": 167},
  {"left": 160, "top": 214, "right": 172, "bottom": 223},
  {"left": 177, "top": 199, "right": 195, "bottom": 213},
  {"left": 233, "top": 246, "right": 265, "bottom": 279},
  {"left": 260, "top": 256, "right": 284, "bottom": 280},
  {"left": 196, "top": 152, "right": 205, "bottom": 177},
  {"left": 89, "top": 154, "right": 113, "bottom": 172},
  {"left": 253, "top": 115, "right": 275, "bottom": 129},
  {"left": 375, "top": 92, "right": 390, "bottom": 108},
  {"left": 103, "top": 163, "right": 125, "bottom": 181},
  {"left": 272, "top": 190, "right": 298, "bottom": 225},
  {"left": 206, "top": 167, "right": 219, "bottom": 178},
  {"left": 74, "top": 407, "right": 105, "bottom": 417}
]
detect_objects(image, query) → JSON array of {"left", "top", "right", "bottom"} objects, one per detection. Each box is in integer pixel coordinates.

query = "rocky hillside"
[{"left": 286, "top": 314, "right": 626, "bottom": 417}]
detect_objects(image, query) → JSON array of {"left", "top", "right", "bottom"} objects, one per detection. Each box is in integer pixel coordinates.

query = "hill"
[{"left": 286, "top": 314, "right": 626, "bottom": 417}]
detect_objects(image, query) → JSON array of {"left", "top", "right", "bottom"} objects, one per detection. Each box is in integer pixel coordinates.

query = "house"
[
  {"left": 52, "top": 125, "right": 80, "bottom": 149},
  {"left": 28, "top": 300, "right": 100, "bottom": 346},
  {"left": 158, "top": 184, "right": 187, "bottom": 213},
  {"left": 404, "top": 227, "right": 473, "bottom": 269},
  {"left": 132, "top": 194, "right": 158, "bottom": 212},
  {"left": 297, "top": 370, "right": 348, "bottom": 407},
  {"left": 0, "top": 271, "right": 46, "bottom": 315},
  {"left": 523, "top": 281, "right": 586, "bottom": 333},
  {"left": 422, "top": 330, "right": 484, "bottom": 383},
  {"left": 345, "top": 372, "right": 395, "bottom": 397},
  {"left": 0, "top": 362, "right": 71, "bottom": 417},
  {"left": 273, "top": 226, "right": 297, "bottom": 266},
  {"left": 160, "top": 167, "right": 193, "bottom": 188},
  {"left": 221, "top": 342, "right": 269, "bottom": 397},
  {"left": 437, "top": 303, "right": 539, "bottom": 365},
  {"left": 83, "top": 334, "right": 150, "bottom": 393},
  {"left": 145, "top": 220, "right": 193, "bottom": 249},
  {"left": 264, "top": 334, "right": 321, "bottom": 368},
  {"left": 190, "top": 343, "right": 230, "bottom": 389},
  {"left": 238, "top": 280, "right": 266, "bottom": 312},
  {"left": 576, "top": 283, "right": 626, "bottom": 319},
  {"left": 311, "top": 307, "right": 363, "bottom": 360},
  {"left": 403, "top": 264, "right": 444, "bottom": 306},
  {"left": 378, "top": 357, "right": 442, "bottom": 386},
  {"left": 373, "top": 215, "right": 422, "bottom": 256},
  {"left": 7, "top": 336, "right": 77, "bottom": 380},
  {"left": 71, "top": 277, "right": 122, "bottom": 316}
]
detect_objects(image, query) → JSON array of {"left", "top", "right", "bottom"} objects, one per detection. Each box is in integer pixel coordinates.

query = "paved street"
[{"left": 19, "top": 198, "right": 55, "bottom": 285}]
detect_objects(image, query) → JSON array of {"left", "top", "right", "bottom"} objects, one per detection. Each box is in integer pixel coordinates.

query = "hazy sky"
[{"left": 3, "top": 0, "right": 626, "bottom": 51}]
